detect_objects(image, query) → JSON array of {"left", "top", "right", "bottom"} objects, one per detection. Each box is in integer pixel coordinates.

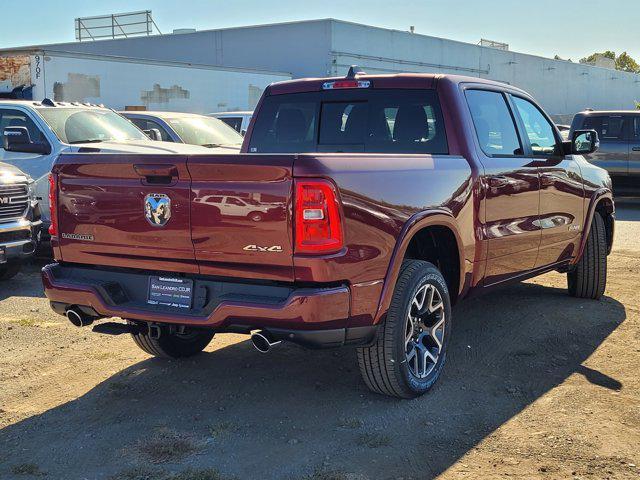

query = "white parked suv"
[{"left": 0, "top": 99, "right": 213, "bottom": 232}]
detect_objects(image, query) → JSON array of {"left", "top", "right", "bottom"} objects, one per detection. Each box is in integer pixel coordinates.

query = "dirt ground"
[{"left": 0, "top": 202, "right": 638, "bottom": 480}]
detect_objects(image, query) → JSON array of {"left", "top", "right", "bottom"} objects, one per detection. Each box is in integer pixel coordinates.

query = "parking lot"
[{"left": 0, "top": 200, "right": 636, "bottom": 480}]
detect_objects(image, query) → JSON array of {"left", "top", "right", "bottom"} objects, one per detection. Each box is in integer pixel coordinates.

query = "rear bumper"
[{"left": 42, "top": 263, "right": 377, "bottom": 348}]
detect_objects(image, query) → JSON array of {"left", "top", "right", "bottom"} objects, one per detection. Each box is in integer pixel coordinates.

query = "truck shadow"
[
  {"left": 0, "top": 260, "right": 48, "bottom": 300},
  {"left": 0, "top": 280, "right": 626, "bottom": 479}
]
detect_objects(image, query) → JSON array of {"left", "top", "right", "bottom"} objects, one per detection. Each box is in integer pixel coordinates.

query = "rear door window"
[
  {"left": 465, "top": 90, "right": 523, "bottom": 156},
  {"left": 249, "top": 89, "right": 447, "bottom": 154}
]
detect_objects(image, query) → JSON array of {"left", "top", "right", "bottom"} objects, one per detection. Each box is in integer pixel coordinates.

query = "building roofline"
[{"left": 1, "top": 17, "right": 639, "bottom": 79}]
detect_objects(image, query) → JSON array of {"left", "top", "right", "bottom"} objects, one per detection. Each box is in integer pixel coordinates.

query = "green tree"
[
  {"left": 579, "top": 50, "right": 640, "bottom": 73},
  {"left": 616, "top": 52, "right": 640, "bottom": 73},
  {"left": 635, "top": 101, "right": 640, "bottom": 110},
  {"left": 579, "top": 50, "right": 616, "bottom": 64}
]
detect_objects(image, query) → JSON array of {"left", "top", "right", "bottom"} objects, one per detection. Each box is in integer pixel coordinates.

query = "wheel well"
[
  {"left": 404, "top": 226, "right": 461, "bottom": 304},
  {"left": 595, "top": 199, "right": 614, "bottom": 254}
]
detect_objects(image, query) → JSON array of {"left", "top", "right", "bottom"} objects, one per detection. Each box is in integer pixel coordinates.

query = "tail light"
[
  {"left": 322, "top": 80, "right": 370, "bottom": 90},
  {"left": 48, "top": 173, "right": 58, "bottom": 236},
  {"left": 294, "top": 179, "right": 343, "bottom": 254}
]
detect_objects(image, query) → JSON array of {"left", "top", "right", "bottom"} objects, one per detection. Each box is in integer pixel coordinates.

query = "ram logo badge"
[
  {"left": 243, "top": 244, "right": 283, "bottom": 253},
  {"left": 144, "top": 193, "right": 171, "bottom": 227}
]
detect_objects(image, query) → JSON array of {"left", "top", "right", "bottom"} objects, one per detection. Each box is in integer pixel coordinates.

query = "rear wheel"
[
  {"left": 568, "top": 211, "right": 607, "bottom": 300},
  {"left": 0, "top": 262, "right": 21, "bottom": 281},
  {"left": 129, "top": 323, "right": 215, "bottom": 358},
  {"left": 357, "top": 260, "right": 451, "bottom": 398}
]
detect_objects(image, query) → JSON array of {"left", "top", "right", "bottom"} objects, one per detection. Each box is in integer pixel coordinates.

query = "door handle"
[
  {"left": 632, "top": 147, "right": 640, "bottom": 152},
  {"left": 134, "top": 164, "right": 178, "bottom": 185},
  {"left": 489, "top": 176, "right": 510, "bottom": 188}
]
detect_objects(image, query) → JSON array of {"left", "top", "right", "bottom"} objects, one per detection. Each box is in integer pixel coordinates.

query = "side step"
[{"left": 92, "top": 322, "right": 134, "bottom": 336}]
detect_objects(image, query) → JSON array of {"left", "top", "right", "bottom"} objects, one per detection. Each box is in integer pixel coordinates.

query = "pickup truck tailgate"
[
  {"left": 188, "top": 154, "right": 294, "bottom": 282},
  {"left": 55, "top": 154, "right": 198, "bottom": 273}
]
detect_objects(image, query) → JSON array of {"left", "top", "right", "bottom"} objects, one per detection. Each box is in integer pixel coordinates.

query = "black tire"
[
  {"left": 248, "top": 211, "right": 263, "bottom": 222},
  {"left": 357, "top": 260, "right": 452, "bottom": 398},
  {"left": 568, "top": 211, "right": 607, "bottom": 300},
  {"left": 0, "top": 262, "right": 21, "bottom": 281},
  {"left": 129, "top": 323, "right": 215, "bottom": 358}
]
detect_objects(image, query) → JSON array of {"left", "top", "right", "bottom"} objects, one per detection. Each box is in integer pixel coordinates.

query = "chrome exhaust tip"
[
  {"left": 66, "top": 308, "right": 93, "bottom": 327},
  {"left": 251, "top": 331, "right": 281, "bottom": 353}
]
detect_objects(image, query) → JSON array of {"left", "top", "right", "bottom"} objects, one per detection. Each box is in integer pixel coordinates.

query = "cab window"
[
  {"left": 512, "top": 97, "right": 558, "bottom": 156},
  {"left": 465, "top": 90, "right": 522, "bottom": 156}
]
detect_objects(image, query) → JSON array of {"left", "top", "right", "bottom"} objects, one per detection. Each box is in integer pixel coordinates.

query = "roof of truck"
[
  {"left": 0, "top": 99, "right": 108, "bottom": 109},
  {"left": 268, "top": 71, "right": 529, "bottom": 96}
]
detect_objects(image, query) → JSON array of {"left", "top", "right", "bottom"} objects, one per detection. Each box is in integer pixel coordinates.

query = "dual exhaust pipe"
[{"left": 66, "top": 306, "right": 281, "bottom": 353}]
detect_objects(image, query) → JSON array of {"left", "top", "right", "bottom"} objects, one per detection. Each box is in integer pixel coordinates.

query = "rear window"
[{"left": 249, "top": 89, "right": 448, "bottom": 154}]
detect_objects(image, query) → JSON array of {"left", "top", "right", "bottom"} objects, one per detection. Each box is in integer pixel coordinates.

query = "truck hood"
[
  {"left": 64, "top": 140, "right": 239, "bottom": 154},
  {"left": 0, "top": 162, "right": 31, "bottom": 183}
]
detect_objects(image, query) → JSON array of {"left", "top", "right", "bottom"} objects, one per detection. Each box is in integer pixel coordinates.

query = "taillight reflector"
[
  {"left": 48, "top": 173, "right": 58, "bottom": 236},
  {"left": 294, "top": 179, "right": 343, "bottom": 254},
  {"left": 322, "top": 80, "right": 371, "bottom": 90}
]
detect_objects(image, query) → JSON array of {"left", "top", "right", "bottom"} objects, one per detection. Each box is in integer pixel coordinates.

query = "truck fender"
[
  {"left": 572, "top": 188, "right": 615, "bottom": 264},
  {"left": 374, "top": 209, "right": 465, "bottom": 324}
]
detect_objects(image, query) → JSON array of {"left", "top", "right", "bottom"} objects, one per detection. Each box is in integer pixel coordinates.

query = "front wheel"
[
  {"left": 567, "top": 211, "right": 607, "bottom": 300},
  {"left": 129, "top": 322, "right": 215, "bottom": 358},
  {"left": 357, "top": 260, "right": 452, "bottom": 398}
]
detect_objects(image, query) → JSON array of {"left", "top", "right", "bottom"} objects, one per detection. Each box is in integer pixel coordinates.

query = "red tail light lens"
[
  {"left": 48, "top": 173, "right": 58, "bottom": 236},
  {"left": 294, "top": 179, "right": 343, "bottom": 254},
  {"left": 322, "top": 80, "right": 371, "bottom": 90}
]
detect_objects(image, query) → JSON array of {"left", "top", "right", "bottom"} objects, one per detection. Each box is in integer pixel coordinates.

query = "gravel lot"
[{"left": 0, "top": 202, "right": 638, "bottom": 480}]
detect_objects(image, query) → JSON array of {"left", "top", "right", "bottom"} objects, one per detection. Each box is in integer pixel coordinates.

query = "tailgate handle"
[{"left": 134, "top": 164, "right": 178, "bottom": 184}]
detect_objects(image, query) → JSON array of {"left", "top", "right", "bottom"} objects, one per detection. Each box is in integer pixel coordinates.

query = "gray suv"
[{"left": 570, "top": 110, "right": 640, "bottom": 188}]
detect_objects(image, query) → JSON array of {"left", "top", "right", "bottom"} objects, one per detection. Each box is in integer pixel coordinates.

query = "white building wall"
[
  {"left": 11, "top": 19, "right": 640, "bottom": 118},
  {"left": 330, "top": 20, "right": 640, "bottom": 117}
]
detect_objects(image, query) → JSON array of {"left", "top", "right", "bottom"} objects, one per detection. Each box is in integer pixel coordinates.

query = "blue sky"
[{"left": 1, "top": 0, "right": 639, "bottom": 61}]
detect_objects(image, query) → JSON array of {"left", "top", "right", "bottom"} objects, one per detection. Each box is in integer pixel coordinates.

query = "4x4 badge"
[{"left": 144, "top": 193, "right": 171, "bottom": 227}]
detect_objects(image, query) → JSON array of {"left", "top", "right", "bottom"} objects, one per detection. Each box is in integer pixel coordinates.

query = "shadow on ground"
[{"left": 0, "top": 281, "right": 626, "bottom": 479}]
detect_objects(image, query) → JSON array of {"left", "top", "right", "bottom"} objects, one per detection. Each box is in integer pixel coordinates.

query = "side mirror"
[
  {"left": 144, "top": 128, "right": 162, "bottom": 141},
  {"left": 571, "top": 129, "right": 599, "bottom": 155},
  {"left": 3, "top": 126, "right": 51, "bottom": 154}
]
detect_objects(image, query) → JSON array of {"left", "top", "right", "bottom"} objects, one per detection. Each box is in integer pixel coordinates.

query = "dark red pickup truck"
[{"left": 43, "top": 69, "right": 614, "bottom": 398}]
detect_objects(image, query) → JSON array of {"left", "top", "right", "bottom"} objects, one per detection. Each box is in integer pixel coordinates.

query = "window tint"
[
  {"left": 249, "top": 89, "right": 447, "bottom": 154},
  {"left": 466, "top": 90, "right": 522, "bottom": 156},
  {"left": 582, "top": 115, "right": 626, "bottom": 141},
  {"left": 319, "top": 102, "right": 366, "bottom": 145},
  {"left": 512, "top": 97, "right": 558, "bottom": 156},
  {"left": 634, "top": 117, "right": 640, "bottom": 139},
  {"left": 130, "top": 118, "right": 173, "bottom": 142},
  {"left": 249, "top": 96, "right": 317, "bottom": 153},
  {"left": 0, "top": 109, "right": 47, "bottom": 148},
  {"left": 368, "top": 95, "right": 446, "bottom": 153}
]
